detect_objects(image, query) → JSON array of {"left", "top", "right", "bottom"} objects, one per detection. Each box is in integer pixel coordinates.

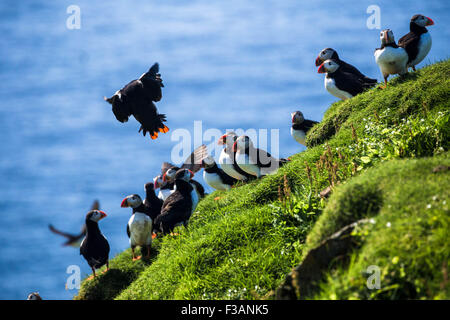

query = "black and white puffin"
[
  {"left": 121, "top": 194, "right": 153, "bottom": 260},
  {"left": 163, "top": 167, "right": 205, "bottom": 199},
  {"left": 154, "top": 169, "right": 199, "bottom": 234},
  {"left": 80, "top": 210, "right": 110, "bottom": 279},
  {"left": 233, "top": 135, "right": 289, "bottom": 178},
  {"left": 157, "top": 144, "right": 207, "bottom": 200},
  {"left": 398, "top": 14, "right": 434, "bottom": 71},
  {"left": 27, "top": 292, "right": 42, "bottom": 300},
  {"left": 290, "top": 111, "right": 319, "bottom": 146},
  {"left": 318, "top": 59, "right": 376, "bottom": 100},
  {"left": 104, "top": 62, "right": 169, "bottom": 140},
  {"left": 374, "top": 29, "right": 409, "bottom": 88},
  {"left": 315, "top": 48, "right": 377, "bottom": 84},
  {"left": 202, "top": 155, "right": 238, "bottom": 191},
  {"left": 218, "top": 132, "right": 255, "bottom": 181},
  {"left": 48, "top": 200, "right": 99, "bottom": 248}
]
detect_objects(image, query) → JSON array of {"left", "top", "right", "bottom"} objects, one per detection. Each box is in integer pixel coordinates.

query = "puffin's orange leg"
[
  {"left": 150, "top": 132, "right": 159, "bottom": 140},
  {"left": 152, "top": 233, "right": 157, "bottom": 239},
  {"left": 214, "top": 197, "right": 221, "bottom": 201},
  {"left": 132, "top": 256, "right": 142, "bottom": 261},
  {"left": 159, "top": 125, "right": 169, "bottom": 133}
]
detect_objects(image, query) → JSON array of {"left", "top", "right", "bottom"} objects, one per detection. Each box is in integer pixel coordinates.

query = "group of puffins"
[{"left": 35, "top": 13, "right": 433, "bottom": 297}]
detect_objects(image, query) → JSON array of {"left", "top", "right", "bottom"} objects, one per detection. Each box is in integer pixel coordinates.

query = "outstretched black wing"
[{"left": 181, "top": 144, "right": 208, "bottom": 173}]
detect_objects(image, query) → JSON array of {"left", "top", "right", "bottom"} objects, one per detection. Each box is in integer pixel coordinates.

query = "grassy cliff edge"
[{"left": 75, "top": 60, "right": 450, "bottom": 300}]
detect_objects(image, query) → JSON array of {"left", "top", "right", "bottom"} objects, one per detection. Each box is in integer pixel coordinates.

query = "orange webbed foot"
[
  {"left": 132, "top": 256, "right": 142, "bottom": 261},
  {"left": 159, "top": 125, "right": 169, "bottom": 133}
]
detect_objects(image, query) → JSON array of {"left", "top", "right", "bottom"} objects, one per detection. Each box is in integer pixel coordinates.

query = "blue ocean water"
[{"left": 0, "top": 0, "right": 448, "bottom": 300}]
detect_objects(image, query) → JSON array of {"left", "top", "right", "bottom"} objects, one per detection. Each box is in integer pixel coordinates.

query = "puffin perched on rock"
[
  {"left": 202, "top": 155, "right": 238, "bottom": 191},
  {"left": 234, "top": 135, "right": 289, "bottom": 178},
  {"left": 398, "top": 14, "right": 434, "bottom": 71},
  {"left": 104, "top": 62, "right": 169, "bottom": 140},
  {"left": 374, "top": 29, "right": 409, "bottom": 88},
  {"left": 291, "top": 111, "right": 319, "bottom": 146},
  {"left": 154, "top": 169, "right": 199, "bottom": 234},
  {"left": 48, "top": 200, "right": 99, "bottom": 248},
  {"left": 80, "top": 210, "right": 110, "bottom": 280},
  {"left": 318, "top": 59, "right": 376, "bottom": 100},
  {"left": 218, "top": 132, "right": 255, "bottom": 181},
  {"left": 315, "top": 48, "right": 377, "bottom": 84},
  {"left": 121, "top": 194, "right": 153, "bottom": 260}
]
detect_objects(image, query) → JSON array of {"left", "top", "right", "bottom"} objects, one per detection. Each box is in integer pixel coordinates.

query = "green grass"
[{"left": 75, "top": 60, "right": 450, "bottom": 300}]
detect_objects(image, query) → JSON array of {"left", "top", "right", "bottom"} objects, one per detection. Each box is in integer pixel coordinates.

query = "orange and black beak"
[
  {"left": 188, "top": 169, "right": 194, "bottom": 179},
  {"left": 317, "top": 63, "right": 326, "bottom": 73},
  {"left": 384, "top": 32, "right": 389, "bottom": 44},
  {"left": 99, "top": 210, "right": 107, "bottom": 219},
  {"left": 315, "top": 56, "right": 321, "bottom": 67},
  {"left": 426, "top": 17, "right": 434, "bottom": 26},
  {"left": 121, "top": 197, "right": 129, "bottom": 208},
  {"left": 162, "top": 172, "right": 168, "bottom": 182}
]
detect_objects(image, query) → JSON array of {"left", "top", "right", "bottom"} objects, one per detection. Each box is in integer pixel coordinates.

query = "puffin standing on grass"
[
  {"left": 398, "top": 14, "right": 434, "bottom": 71},
  {"left": 374, "top": 29, "right": 409, "bottom": 88},
  {"left": 80, "top": 210, "right": 110, "bottom": 280},
  {"left": 202, "top": 155, "right": 238, "bottom": 191},
  {"left": 234, "top": 135, "right": 289, "bottom": 178},
  {"left": 104, "top": 62, "right": 169, "bottom": 140},
  {"left": 154, "top": 169, "right": 199, "bottom": 234},
  {"left": 290, "top": 111, "right": 319, "bottom": 146},
  {"left": 218, "top": 132, "right": 255, "bottom": 181},
  {"left": 318, "top": 59, "right": 376, "bottom": 100},
  {"left": 163, "top": 167, "right": 205, "bottom": 199},
  {"left": 121, "top": 194, "right": 153, "bottom": 260},
  {"left": 315, "top": 48, "right": 377, "bottom": 84},
  {"left": 48, "top": 200, "right": 99, "bottom": 248}
]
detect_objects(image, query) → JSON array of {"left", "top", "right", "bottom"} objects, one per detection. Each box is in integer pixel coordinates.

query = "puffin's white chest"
[
  {"left": 128, "top": 213, "right": 152, "bottom": 246},
  {"left": 324, "top": 77, "right": 353, "bottom": 100},
  {"left": 375, "top": 46, "right": 408, "bottom": 76},
  {"left": 409, "top": 32, "right": 432, "bottom": 67},
  {"left": 235, "top": 152, "right": 260, "bottom": 177},
  {"left": 291, "top": 127, "right": 306, "bottom": 146},
  {"left": 203, "top": 171, "right": 230, "bottom": 191},
  {"left": 158, "top": 188, "right": 174, "bottom": 201},
  {"left": 219, "top": 149, "right": 247, "bottom": 180}
]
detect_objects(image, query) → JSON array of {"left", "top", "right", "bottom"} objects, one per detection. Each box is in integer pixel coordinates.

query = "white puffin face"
[
  {"left": 412, "top": 15, "right": 434, "bottom": 27},
  {"left": 234, "top": 135, "right": 253, "bottom": 152},
  {"left": 153, "top": 175, "right": 163, "bottom": 189},
  {"left": 291, "top": 111, "right": 304, "bottom": 124},
  {"left": 175, "top": 168, "right": 193, "bottom": 182},
  {"left": 164, "top": 168, "right": 177, "bottom": 182},
  {"left": 380, "top": 29, "right": 395, "bottom": 45},
  {"left": 321, "top": 59, "right": 339, "bottom": 73},
  {"left": 121, "top": 195, "right": 142, "bottom": 208},
  {"left": 202, "top": 155, "right": 216, "bottom": 168},
  {"left": 319, "top": 48, "right": 335, "bottom": 61},
  {"left": 218, "top": 132, "right": 237, "bottom": 146},
  {"left": 88, "top": 210, "right": 107, "bottom": 222}
]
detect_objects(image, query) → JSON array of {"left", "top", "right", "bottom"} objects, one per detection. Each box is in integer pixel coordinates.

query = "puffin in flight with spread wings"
[
  {"left": 48, "top": 200, "right": 100, "bottom": 248},
  {"left": 104, "top": 62, "right": 169, "bottom": 140}
]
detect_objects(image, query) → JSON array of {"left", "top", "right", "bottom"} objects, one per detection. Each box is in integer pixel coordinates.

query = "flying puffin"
[
  {"left": 104, "top": 62, "right": 169, "bottom": 140},
  {"left": 154, "top": 169, "right": 199, "bottom": 234},
  {"left": 80, "top": 210, "right": 110, "bottom": 280},
  {"left": 315, "top": 48, "right": 377, "bottom": 84},
  {"left": 202, "top": 155, "right": 238, "bottom": 191},
  {"left": 291, "top": 111, "right": 319, "bottom": 146},
  {"left": 398, "top": 14, "right": 434, "bottom": 71},
  {"left": 318, "top": 59, "right": 376, "bottom": 100},
  {"left": 233, "top": 135, "right": 289, "bottom": 178},
  {"left": 120, "top": 194, "right": 153, "bottom": 260},
  {"left": 48, "top": 200, "right": 99, "bottom": 248},
  {"left": 374, "top": 29, "right": 409, "bottom": 88},
  {"left": 218, "top": 132, "right": 255, "bottom": 181},
  {"left": 27, "top": 292, "right": 42, "bottom": 300}
]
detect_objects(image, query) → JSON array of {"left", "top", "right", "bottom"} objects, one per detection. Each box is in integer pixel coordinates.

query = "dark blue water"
[{"left": 0, "top": 0, "right": 448, "bottom": 299}]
